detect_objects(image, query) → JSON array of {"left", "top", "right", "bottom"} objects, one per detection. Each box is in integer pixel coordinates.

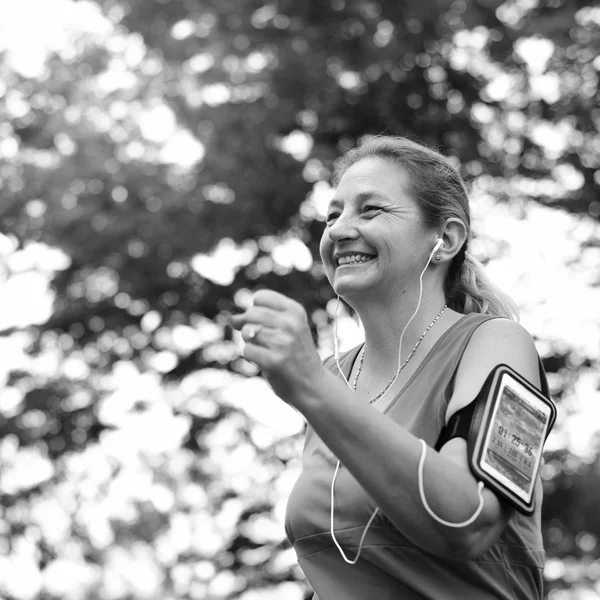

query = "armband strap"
[
  {"left": 435, "top": 400, "right": 476, "bottom": 452},
  {"left": 435, "top": 364, "right": 557, "bottom": 515}
]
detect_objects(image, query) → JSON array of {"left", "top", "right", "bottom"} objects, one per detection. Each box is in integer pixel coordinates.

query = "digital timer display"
[{"left": 483, "top": 385, "right": 547, "bottom": 496}]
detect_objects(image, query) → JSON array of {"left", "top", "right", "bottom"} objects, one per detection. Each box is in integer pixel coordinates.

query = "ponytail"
[{"left": 446, "top": 249, "right": 518, "bottom": 321}]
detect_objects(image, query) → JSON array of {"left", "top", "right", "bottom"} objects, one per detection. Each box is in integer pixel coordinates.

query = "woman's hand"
[{"left": 229, "top": 290, "right": 325, "bottom": 406}]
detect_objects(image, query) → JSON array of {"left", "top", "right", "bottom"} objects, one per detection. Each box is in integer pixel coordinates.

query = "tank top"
[{"left": 284, "top": 313, "right": 548, "bottom": 600}]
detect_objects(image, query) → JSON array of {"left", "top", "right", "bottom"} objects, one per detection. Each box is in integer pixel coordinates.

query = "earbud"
[{"left": 433, "top": 238, "right": 443, "bottom": 253}]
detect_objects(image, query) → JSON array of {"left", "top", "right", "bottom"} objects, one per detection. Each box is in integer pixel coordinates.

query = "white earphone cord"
[
  {"left": 417, "top": 439, "right": 485, "bottom": 527},
  {"left": 330, "top": 241, "right": 485, "bottom": 564}
]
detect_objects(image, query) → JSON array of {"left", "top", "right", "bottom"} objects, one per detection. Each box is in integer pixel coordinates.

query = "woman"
[{"left": 231, "top": 136, "right": 550, "bottom": 599}]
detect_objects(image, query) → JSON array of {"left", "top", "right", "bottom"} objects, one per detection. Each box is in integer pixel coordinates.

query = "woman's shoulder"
[
  {"left": 462, "top": 317, "right": 539, "bottom": 366},
  {"left": 445, "top": 317, "right": 541, "bottom": 421}
]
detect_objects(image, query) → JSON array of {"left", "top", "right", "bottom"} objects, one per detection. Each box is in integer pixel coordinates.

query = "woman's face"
[{"left": 319, "top": 157, "right": 436, "bottom": 301}]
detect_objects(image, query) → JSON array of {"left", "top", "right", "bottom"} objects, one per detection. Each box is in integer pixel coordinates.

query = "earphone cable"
[{"left": 330, "top": 242, "right": 441, "bottom": 564}]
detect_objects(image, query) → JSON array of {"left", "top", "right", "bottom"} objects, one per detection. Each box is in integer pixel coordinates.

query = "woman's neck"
[{"left": 353, "top": 285, "right": 448, "bottom": 376}]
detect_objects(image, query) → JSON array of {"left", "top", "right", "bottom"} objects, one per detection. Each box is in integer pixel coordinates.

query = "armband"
[{"left": 437, "top": 364, "right": 557, "bottom": 515}]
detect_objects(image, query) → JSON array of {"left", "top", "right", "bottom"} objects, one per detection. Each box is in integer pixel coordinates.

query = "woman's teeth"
[{"left": 337, "top": 254, "right": 375, "bottom": 266}]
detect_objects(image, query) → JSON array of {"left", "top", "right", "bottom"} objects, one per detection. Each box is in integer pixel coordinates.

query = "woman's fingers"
[
  {"left": 229, "top": 306, "right": 280, "bottom": 331},
  {"left": 229, "top": 291, "right": 306, "bottom": 331},
  {"left": 253, "top": 289, "right": 297, "bottom": 311},
  {"left": 225, "top": 290, "right": 322, "bottom": 405}
]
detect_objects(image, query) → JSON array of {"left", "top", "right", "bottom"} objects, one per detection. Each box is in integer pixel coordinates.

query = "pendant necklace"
[{"left": 352, "top": 304, "right": 448, "bottom": 404}]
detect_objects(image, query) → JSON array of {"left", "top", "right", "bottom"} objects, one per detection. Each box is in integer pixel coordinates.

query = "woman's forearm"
[{"left": 295, "top": 369, "right": 505, "bottom": 558}]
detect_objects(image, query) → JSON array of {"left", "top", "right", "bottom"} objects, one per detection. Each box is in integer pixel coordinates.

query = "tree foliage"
[{"left": 0, "top": 0, "right": 599, "bottom": 597}]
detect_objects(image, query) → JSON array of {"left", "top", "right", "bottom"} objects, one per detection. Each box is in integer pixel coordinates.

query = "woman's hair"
[{"left": 332, "top": 135, "right": 518, "bottom": 320}]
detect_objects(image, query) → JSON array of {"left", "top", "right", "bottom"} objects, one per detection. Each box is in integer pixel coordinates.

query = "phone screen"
[{"left": 480, "top": 374, "right": 551, "bottom": 501}]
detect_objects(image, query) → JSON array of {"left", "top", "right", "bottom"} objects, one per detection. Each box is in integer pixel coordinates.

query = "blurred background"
[{"left": 0, "top": 0, "right": 599, "bottom": 598}]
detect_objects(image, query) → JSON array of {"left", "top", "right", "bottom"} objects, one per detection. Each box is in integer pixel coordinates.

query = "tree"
[{"left": 0, "top": 0, "right": 598, "bottom": 597}]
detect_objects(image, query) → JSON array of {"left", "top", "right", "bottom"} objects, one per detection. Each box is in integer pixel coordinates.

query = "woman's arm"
[
  {"left": 293, "top": 319, "right": 541, "bottom": 558},
  {"left": 435, "top": 318, "right": 542, "bottom": 555},
  {"left": 231, "top": 292, "right": 541, "bottom": 558}
]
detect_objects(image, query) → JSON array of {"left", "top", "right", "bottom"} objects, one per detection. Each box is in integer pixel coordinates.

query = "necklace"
[{"left": 352, "top": 304, "right": 447, "bottom": 404}]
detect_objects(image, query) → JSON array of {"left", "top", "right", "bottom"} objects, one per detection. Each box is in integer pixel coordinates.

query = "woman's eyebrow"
[
  {"left": 328, "top": 198, "right": 344, "bottom": 210},
  {"left": 357, "top": 191, "right": 388, "bottom": 203},
  {"left": 328, "top": 191, "right": 384, "bottom": 209}
]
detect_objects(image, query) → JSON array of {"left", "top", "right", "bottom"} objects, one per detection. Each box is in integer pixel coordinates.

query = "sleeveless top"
[{"left": 284, "top": 313, "right": 548, "bottom": 600}]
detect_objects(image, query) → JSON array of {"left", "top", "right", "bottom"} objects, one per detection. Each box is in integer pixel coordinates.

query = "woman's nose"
[{"left": 327, "top": 212, "right": 360, "bottom": 242}]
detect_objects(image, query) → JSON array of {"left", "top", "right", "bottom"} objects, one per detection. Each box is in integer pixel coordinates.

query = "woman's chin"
[
  {"left": 327, "top": 260, "right": 378, "bottom": 296},
  {"left": 333, "top": 276, "right": 374, "bottom": 297}
]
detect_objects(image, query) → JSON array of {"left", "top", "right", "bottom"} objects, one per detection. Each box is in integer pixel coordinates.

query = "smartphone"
[{"left": 469, "top": 365, "right": 557, "bottom": 515}]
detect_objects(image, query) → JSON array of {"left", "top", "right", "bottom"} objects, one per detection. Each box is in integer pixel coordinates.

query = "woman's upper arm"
[
  {"left": 438, "top": 436, "right": 514, "bottom": 555},
  {"left": 437, "top": 318, "right": 541, "bottom": 555},
  {"left": 445, "top": 318, "right": 541, "bottom": 423}
]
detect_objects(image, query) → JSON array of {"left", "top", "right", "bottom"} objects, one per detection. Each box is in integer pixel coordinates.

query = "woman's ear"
[{"left": 436, "top": 218, "right": 468, "bottom": 262}]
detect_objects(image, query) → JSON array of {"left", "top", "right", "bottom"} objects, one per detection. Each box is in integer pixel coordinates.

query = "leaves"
[{"left": 0, "top": 0, "right": 598, "bottom": 597}]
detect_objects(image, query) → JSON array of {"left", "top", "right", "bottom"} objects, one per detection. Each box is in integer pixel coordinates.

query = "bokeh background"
[{"left": 0, "top": 0, "right": 599, "bottom": 598}]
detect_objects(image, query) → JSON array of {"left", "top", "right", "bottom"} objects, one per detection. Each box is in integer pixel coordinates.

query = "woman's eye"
[
  {"left": 363, "top": 205, "right": 381, "bottom": 215},
  {"left": 326, "top": 212, "right": 340, "bottom": 223}
]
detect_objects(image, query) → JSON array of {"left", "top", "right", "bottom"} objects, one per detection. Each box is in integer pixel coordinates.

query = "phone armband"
[{"left": 466, "top": 364, "right": 557, "bottom": 515}]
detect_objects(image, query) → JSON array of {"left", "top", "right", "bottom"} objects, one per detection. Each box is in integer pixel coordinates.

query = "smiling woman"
[
  {"left": 230, "top": 135, "right": 554, "bottom": 600},
  {"left": 320, "top": 157, "right": 436, "bottom": 303}
]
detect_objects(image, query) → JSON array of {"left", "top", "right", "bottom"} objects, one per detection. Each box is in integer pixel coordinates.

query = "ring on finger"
[{"left": 248, "top": 325, "right": 262, "bottom": 343}]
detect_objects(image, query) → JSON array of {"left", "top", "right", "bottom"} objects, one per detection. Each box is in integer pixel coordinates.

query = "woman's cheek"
[{"left": 319, "top": 233, "right": 333, "bottom": 271}]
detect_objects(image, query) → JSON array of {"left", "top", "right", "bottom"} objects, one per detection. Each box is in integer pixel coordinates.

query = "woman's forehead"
[
  {"left": 337, "top": 157, "right": 410, "bottom": 191},
  {"left": 333, "top": 159, "right": 413, "bottom": 204}
]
